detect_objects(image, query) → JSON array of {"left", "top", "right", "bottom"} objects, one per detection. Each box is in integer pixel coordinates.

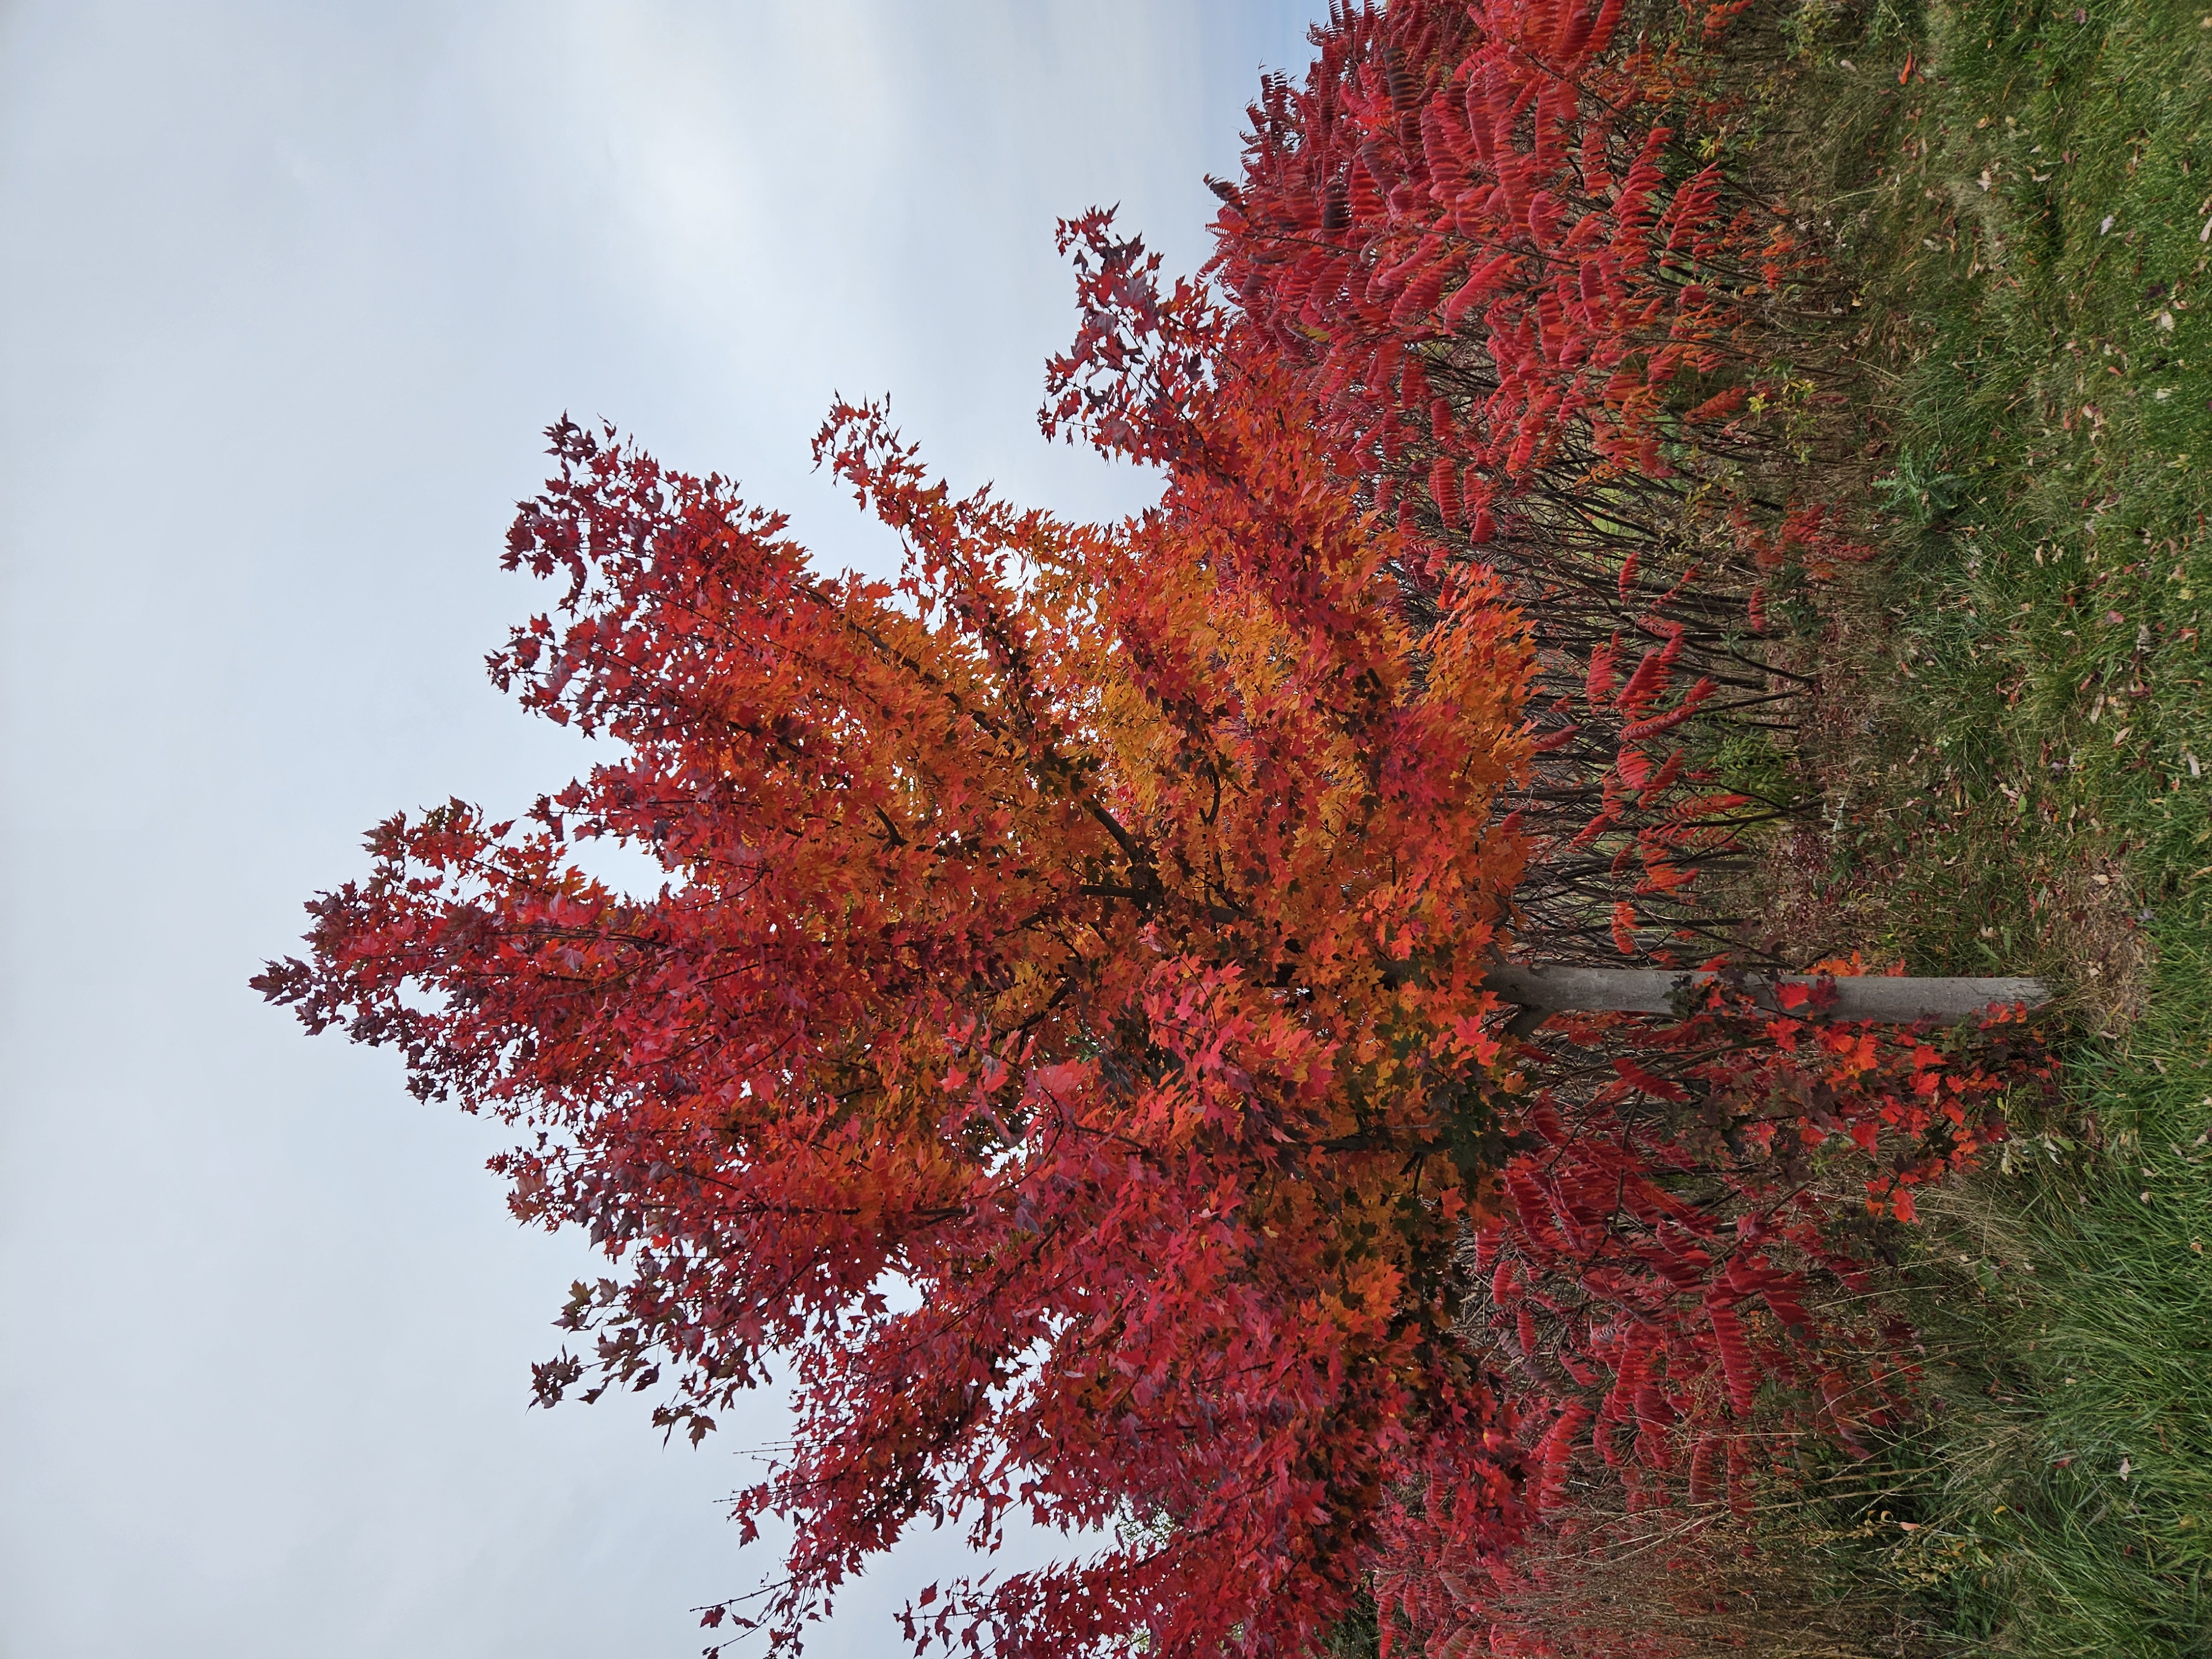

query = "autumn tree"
[{"left": 257, "top": 342, "right": 1542, "bottom": 1656}]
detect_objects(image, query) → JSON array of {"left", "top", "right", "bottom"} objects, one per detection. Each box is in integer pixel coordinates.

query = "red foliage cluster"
[
  {"left": 1199, "top": 0, "right": 1869, "bottom": 963},
  {"left": 1217, "top": 0, "right": 1775, "bottom": 502},
  {"left": 1371, "top": 972, "right": 2051, "bottom": 1656}
]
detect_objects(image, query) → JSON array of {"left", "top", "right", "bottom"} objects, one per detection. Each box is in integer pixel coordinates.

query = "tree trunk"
[{"left": 1486, "top": 964, "right": 2049, "bottom": 1030}]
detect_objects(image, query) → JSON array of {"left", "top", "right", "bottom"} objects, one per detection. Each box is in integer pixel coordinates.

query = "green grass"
[
  {"left": 1869, "top": 969, "right": 2212, "bottom": 1655},
  {"left": 1751, "top": 0, "right": 2212, "bottom": 1648}
]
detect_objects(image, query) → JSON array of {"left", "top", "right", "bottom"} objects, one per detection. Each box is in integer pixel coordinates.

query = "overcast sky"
[{"left": 0, "top": 5, "right": 1326, "bottom": 1653}]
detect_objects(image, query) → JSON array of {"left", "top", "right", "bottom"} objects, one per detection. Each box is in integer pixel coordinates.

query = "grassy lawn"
[{"left": 1755, "top": 0, "right": 2212, "bottom": 1648}]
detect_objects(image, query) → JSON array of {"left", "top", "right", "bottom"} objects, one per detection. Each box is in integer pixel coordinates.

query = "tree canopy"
[{"left": 257, "top": 339, "right": 1537, "bottom": 1656}]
